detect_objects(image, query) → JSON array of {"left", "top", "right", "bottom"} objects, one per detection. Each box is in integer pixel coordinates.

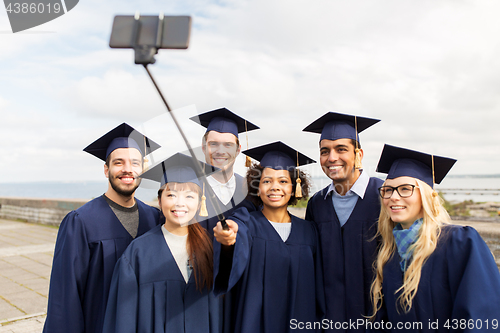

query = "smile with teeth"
[
  {"left": 328, "top": 165, "right": 343, "bottom": 170},
  {"left": 390, "top": 206, "right": 406, "bottom": 210},
  {"left": 172, "top": 210, "right": 188, "bottom": 217},
  {"left": 119, "top": 176, "right": 135, "bottom": 184},
  {"left": 267, "top": 194, "right": 284, "bottom": 201},
  {"left": 212, "top": 156, "right": 230, "bottom": 164}
]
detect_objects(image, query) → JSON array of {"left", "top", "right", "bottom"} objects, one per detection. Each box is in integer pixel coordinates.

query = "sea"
[
  {"left": 311, "top": 175, "right": 500, "bottom": 203},
  {"left": 0, "top": 176, "right": 499, "bottom": 203},
  {"left": 0, "top": 180, "right": 160, "bottom": 203},
  {"left": 434, "top": 176, "right": 500, "bottom": 203}
]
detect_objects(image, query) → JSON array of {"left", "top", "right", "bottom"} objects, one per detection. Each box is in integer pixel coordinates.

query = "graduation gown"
[
  {"left": 305, "top": 177, "right": 384, "bottom": 332},
  {"left": 102, "top": 224, "right": 221, "bottom": 333},
  {"left": 43, "top": 195, "right": 160, "bottom": 333},
  {"left": 370, "top": 225, "right": 500, "bottom": 333},
  {"left": 213, "top": 208, "right": 325, "bottom": 333},
  {"left": 199, "top": 174, "right": 256, "bottom": 239}
]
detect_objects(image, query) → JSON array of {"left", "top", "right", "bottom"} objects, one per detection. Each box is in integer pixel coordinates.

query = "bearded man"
[{"left": 43, "top": 123, "right": 161, "bottom": 333}]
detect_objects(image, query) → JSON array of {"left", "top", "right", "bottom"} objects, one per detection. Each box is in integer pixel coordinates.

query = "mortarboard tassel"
[
  {"left": 430, "top": 155, "right": 440, "bottom": 216},
  {"left": 431, "top": 155, "right": 436, "bottom": 192},
  {"left": 142, "top": 136, "right": 150, "bottom": 171},
  {"left": 295, "top": 151, "right": 302, "bottom": 198},
  {"left": 245, "top": 120, "right": 252, "bottom": 167},
  {"left": 354, "top": 148, "right": 363, "bottom": 170},
  {"left": 354, "top": 116, "right": 363, "bottom": 169},
  {"left": 199, "top": 183, "right": 208, "bottom": 217},
  {"left": 295, "top": 178, "right": 303, "bottom": 198}
]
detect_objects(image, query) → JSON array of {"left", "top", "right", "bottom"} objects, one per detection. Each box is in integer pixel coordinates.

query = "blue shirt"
[{"left": 325, "top": 170, "right": 370, "bottom": 227}]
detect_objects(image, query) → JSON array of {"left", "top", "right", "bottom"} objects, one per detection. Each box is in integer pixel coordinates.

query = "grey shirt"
[{"left": 103, "top": 194, "right": 139, "bottom": 238}]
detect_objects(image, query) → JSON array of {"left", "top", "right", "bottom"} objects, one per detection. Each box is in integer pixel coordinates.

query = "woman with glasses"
[{"left": 369, "top": 144, "right": 500, "bottom": 332}]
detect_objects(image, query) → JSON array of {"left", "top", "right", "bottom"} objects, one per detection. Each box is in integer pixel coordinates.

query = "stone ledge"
[
  {"left": 0, "top": 197, "right": 158, "bottom": 227},
  {"left": 0, "top": 197, "right": 87, "bottom": 227}
]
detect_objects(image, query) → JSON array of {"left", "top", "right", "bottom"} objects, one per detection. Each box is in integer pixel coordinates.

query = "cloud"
[
  {"left": 61, "top": 69, "right": 165, "bottom": 120},
  {"left": 1, "top": 0, "right": 500, "bottom": 184}
]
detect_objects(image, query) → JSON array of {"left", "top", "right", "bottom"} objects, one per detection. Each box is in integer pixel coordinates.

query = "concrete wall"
[
  {"left": 1, "top": 195, "right": 498, "bottom": 229},
  {"left": 0, "top": 197, "right": 88, "bottom": 226}
]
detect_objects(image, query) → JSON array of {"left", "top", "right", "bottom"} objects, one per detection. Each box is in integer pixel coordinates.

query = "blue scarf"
[{"left": 393, "top": 218, "right": 423, "bottom": 272}]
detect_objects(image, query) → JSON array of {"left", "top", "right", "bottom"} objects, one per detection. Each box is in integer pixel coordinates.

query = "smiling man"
[
  {"left": 303, "top": 112, "right": 382, "bottom": 333},
  {"left": 43, "top": 123, "right": 161, "bottom": 333},
  {"left": 190, "top": 108, "right": 259, "bottom": 236}
]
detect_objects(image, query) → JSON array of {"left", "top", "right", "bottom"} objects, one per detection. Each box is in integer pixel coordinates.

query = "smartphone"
[{"left": 109, "top": 15, "right": 191, "bottom": 49}]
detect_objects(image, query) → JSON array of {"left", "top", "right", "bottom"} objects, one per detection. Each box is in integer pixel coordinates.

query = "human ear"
[
  {"left": 357, "top": 148, "right": 364, "bottom": 160},
  {"left": 104, "top": 163, "right": 109, "bottom": 178}
]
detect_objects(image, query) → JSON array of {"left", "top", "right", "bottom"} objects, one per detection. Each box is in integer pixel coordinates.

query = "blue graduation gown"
[
  {"left": 198, "top": 174, "right": 255, "bottom": 333},
  {"left": 43, "top": 195, "right": 160, "bottom": 333},
  {"left": 306, "top": 177, "right": 383, "bottom": 332},
  {"left": 213, "top": 208, "right": 325, "bottom": 333},
  {"left": 102, "top": 224, "right": 221, "bottom": 333},
  {"left": 370, "top": 226, "right": 500, "bottom": 333}
]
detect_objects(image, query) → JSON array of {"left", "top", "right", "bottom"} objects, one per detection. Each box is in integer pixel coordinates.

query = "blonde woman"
[{"left": 369, "top": 145, "right": 500, "bottom": 332}]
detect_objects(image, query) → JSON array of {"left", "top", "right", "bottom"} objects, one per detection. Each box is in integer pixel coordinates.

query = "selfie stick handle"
[{"left": 143, "top": 65, "right": 229, "bottom": 230}]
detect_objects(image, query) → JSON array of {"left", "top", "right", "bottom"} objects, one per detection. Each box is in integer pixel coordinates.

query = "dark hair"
[
  {"left": 158, "top": 182, "right": 213, "bottom": 291},
  {"left": 246, "top": 162, "right": 311, "bottom": 207},
  {"left": 318, "top": 139, "right": 361, "bottom": 150}
]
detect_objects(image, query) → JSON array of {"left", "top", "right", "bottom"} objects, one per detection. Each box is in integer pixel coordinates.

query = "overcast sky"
[{"left": 1, "top": 0, "right": 499, "bottom": 188}]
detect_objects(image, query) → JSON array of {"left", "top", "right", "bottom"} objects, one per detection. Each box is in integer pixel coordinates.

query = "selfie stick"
[
  {"left": 142, "top": 65, "right": 229, "bottom": 230},
  {"left": 114, "top": 13, "right": 229, "bottom": 230}
]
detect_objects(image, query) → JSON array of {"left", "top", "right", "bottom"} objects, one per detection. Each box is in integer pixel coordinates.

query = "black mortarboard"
[
  {"left": 189, "top": 107, "right": 259, "bottom": 138},
  {"left": 302, "top": 112, "right": 380, "bottom": 142},
  {"left": 83, "top": 123, "right": 161, "bottom": 161},
  {"left": 139, "top": 153, "right": 218, "bottom": 188},
  {"left": 243, "top": 141, "right": 315, "bottom": 198},
  {"left": 243, "top": 141, "right": 315, "bottom": 170},
  {"left": 376, "top": 144, "right": 457, "bottom": 188}
]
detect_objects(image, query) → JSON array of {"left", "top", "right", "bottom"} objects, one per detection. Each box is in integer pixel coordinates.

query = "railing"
[{"left": 437, "top": 189, "right": 500, "bottom": 196}]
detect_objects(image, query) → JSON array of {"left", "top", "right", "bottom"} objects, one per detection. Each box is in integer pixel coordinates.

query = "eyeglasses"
[{"left": 378, "top": 184, "right": 419, "bottom": 199}]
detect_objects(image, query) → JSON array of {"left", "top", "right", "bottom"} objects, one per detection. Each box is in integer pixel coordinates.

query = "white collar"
[
  {"left": 207, "top": 174, "right": 237, "bottom": 205},
  {"left": 325, "top": 170, "right": 370, "bottom": 200},
  {"left": 207, "top": 174, "right": 236, "bottom": 188}
]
